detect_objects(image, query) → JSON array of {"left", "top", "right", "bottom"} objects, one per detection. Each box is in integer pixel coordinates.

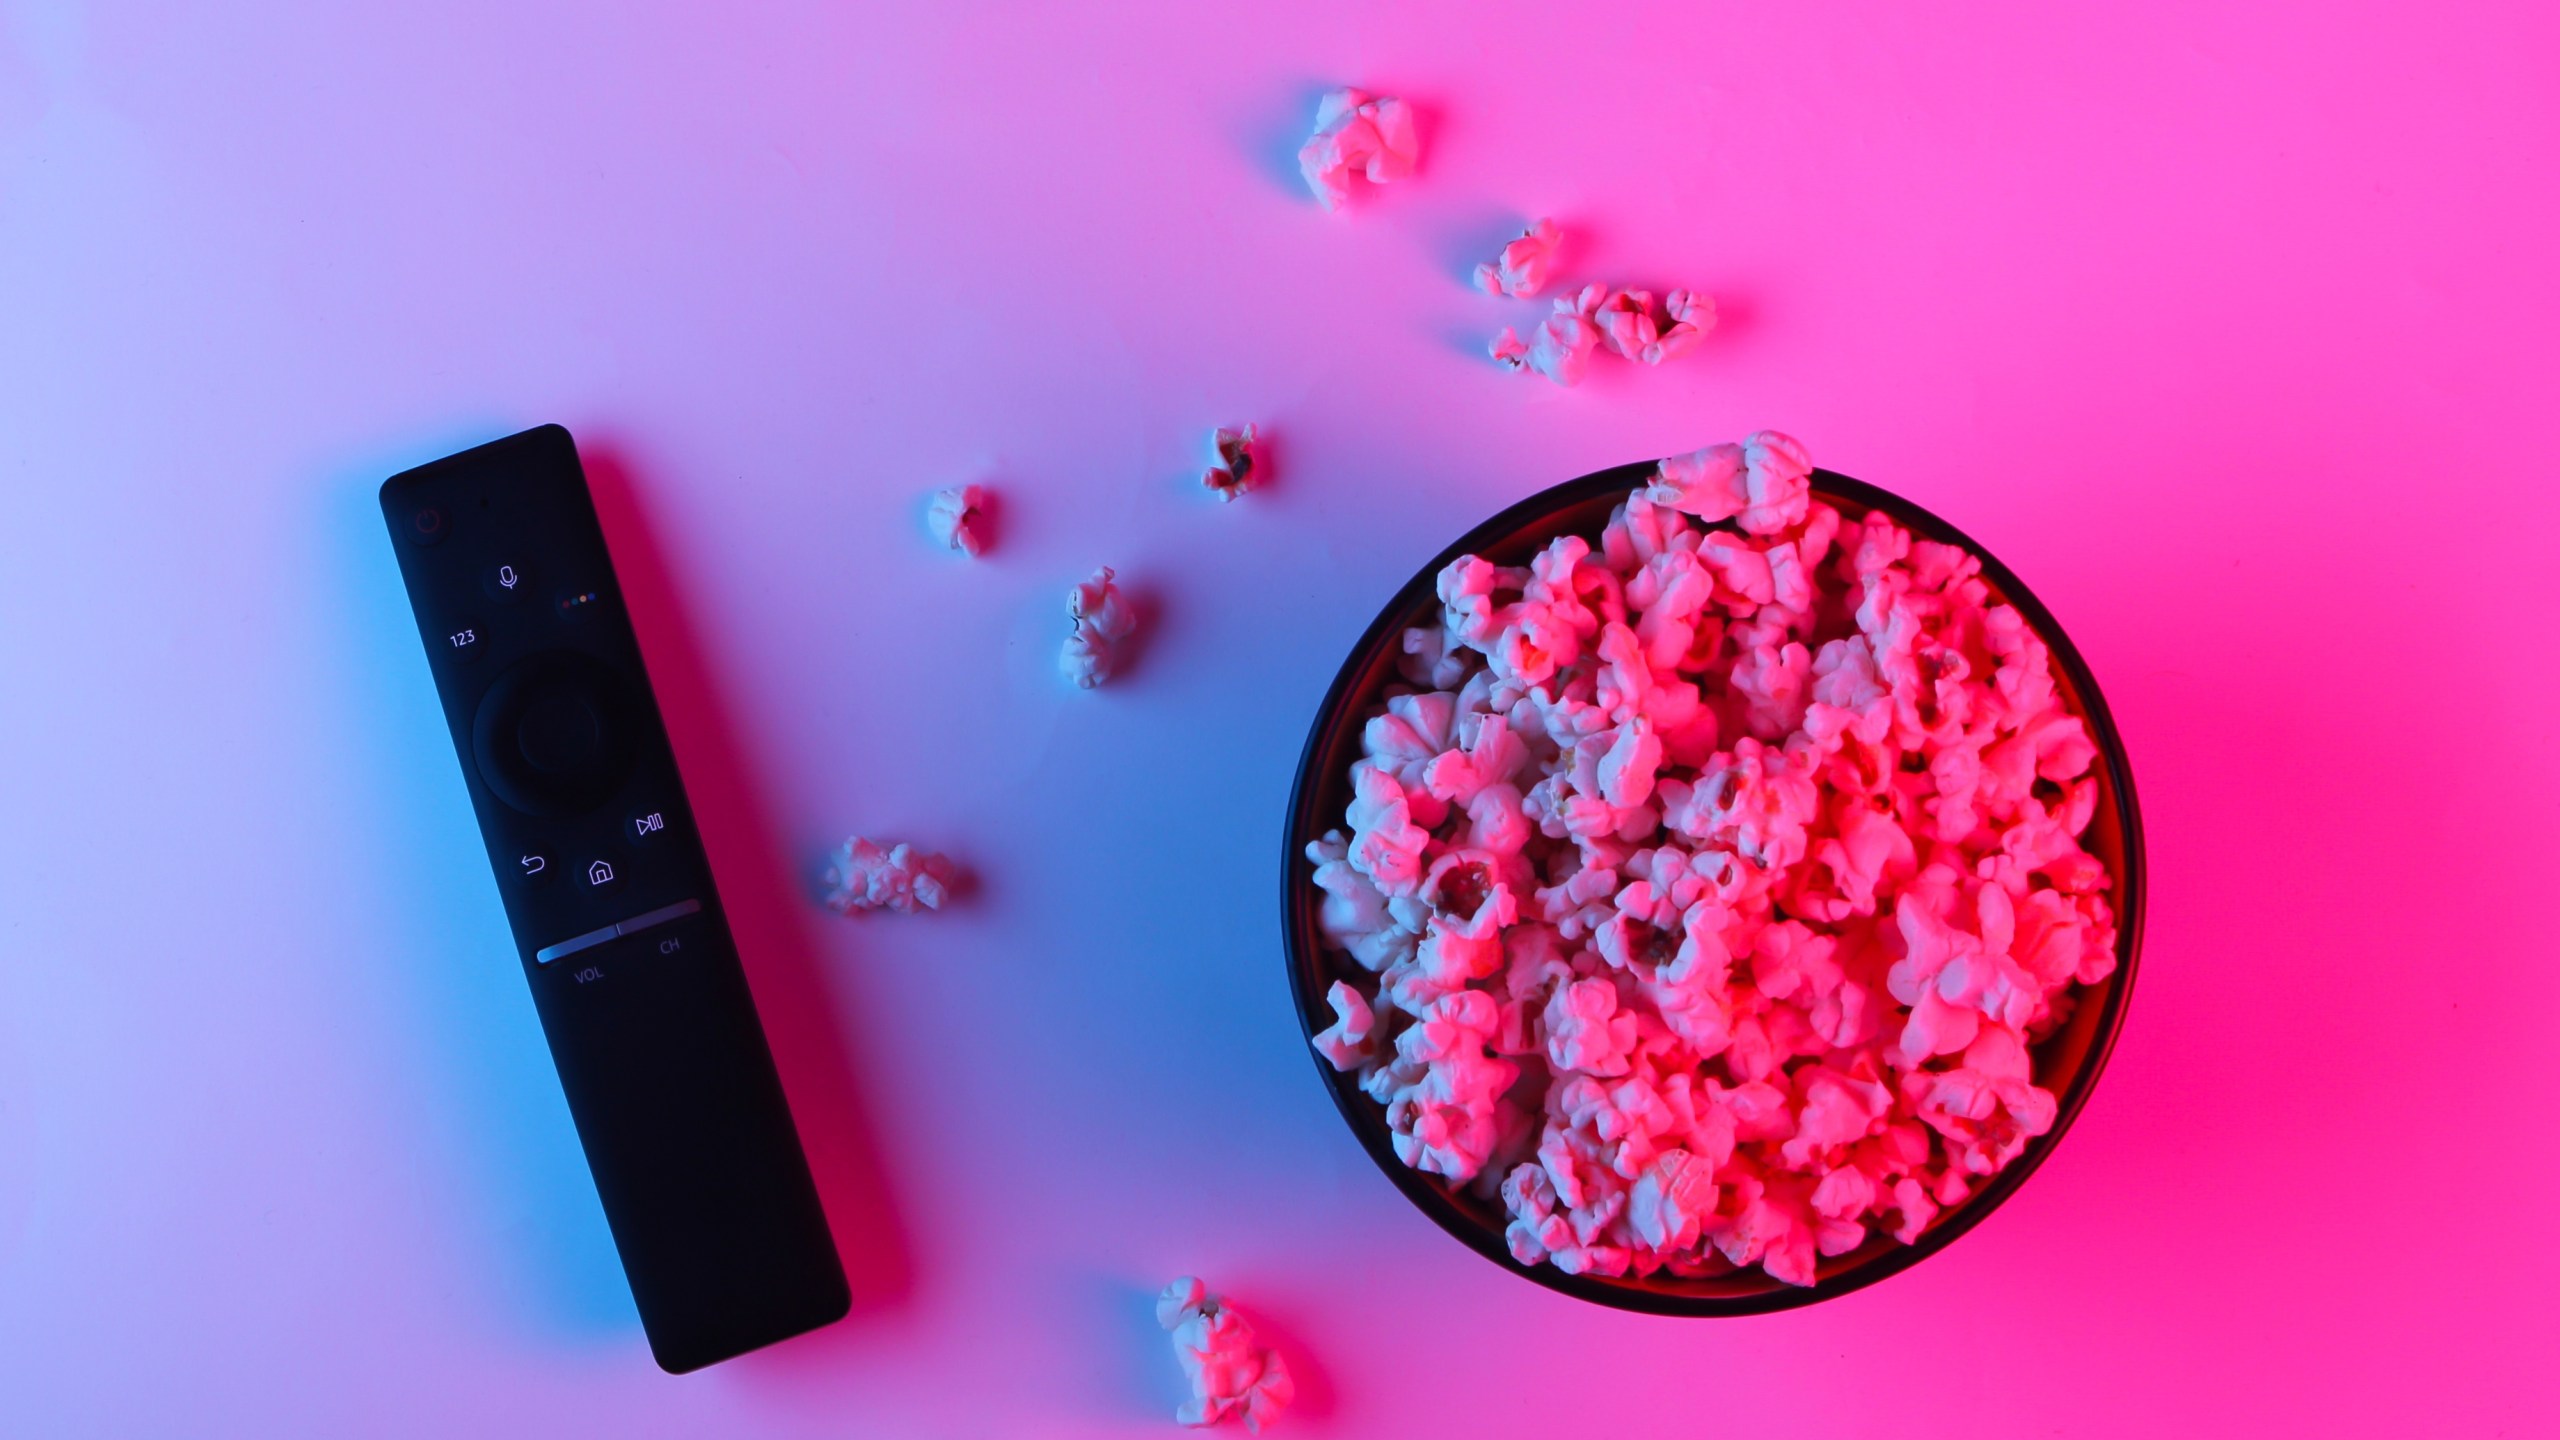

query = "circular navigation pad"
[{"left": 471, "top": 651, "right": 639, "bottom": 816}]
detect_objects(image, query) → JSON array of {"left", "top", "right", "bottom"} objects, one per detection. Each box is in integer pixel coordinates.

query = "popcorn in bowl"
[{"left": 1297, "top": 432, "right": 2125, "bottom": 1291}]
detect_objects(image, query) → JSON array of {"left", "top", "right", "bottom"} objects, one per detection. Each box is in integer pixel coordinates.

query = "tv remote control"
[{"left": 381, "top": 424, "right": 847, "bottom": 1372}]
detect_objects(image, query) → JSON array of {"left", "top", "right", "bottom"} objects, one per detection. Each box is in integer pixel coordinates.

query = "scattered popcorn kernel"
[
  {"left": 1061, "top": 565, "right": 1137, "bottom": 689},
  {"left": 1591, "top": 287, "right": 1661, "bottom": 361},
  {"left": 822, "top": 837, "right": 956, "bottom": 915},
  {"left": 1158, "top": 1277, "right": 1295, "bottom": 1433},
  {"left": 1304, "top": 431, "right": 2117, "bottom": 1287},
  {"left": 1497, "top": 284, "right": 1717, "bottom": 384},
  {"left": 1474, "top": 218, "right": 1561, "bottom": 298},
  {"left": 1491, "top": 286, "right": 1605, "bottom": 387},
  {"left": 1649, "top": 290, "right": 1716, "bottom": 364},
  {"left": 1298, "top": 87, "right": 1418, "bottom": 212},
  {"left": 926, "top": 484, "right": 991, "bottom": 557},
  {"left": 1204, "top": 425, "right": 1262, "bottom": 501}
]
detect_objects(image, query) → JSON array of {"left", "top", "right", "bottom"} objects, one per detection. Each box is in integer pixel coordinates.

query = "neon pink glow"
[{"left": 1, "top": 1, "right": 2554, "bottom": 1434}]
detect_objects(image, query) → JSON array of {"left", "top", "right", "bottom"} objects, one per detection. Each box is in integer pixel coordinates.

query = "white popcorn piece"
[
  {"left": 924, "top": 484, "right": 992, "bottom": 557},
  {"left": 1157, "top": 1277, "right": 1295, "bottom": 1433},
  {"left": 1648, "top": 289, "right": 1716, "bottom": 364},
  {"left": 1204, "top": 424, "right": 1262, "bottom": 501},
  {"left": 1313, "top": 979, "right": 1376, "bottom": 1070},
  {"left": 1474, "top": 218, "right": 1561, "bottom": 298},
  {"left": 1628, "top": 1148, "right": 1718, "bottom": 1251},
  {"left": 1591, "top": 288, "right": 1660, "bottom": 361},
  {"left": 1650, "top": 429, "right": 1812, "bottom": 536},
  {"left": 1542, "top": 976, "right": 1636, "bottom": 1076},
  {"left": 1304, "top": 830, "right": 1418, "bottom": 973},
  {"left": 1297, "top": 87, "right": 1418, "bottom": 211},
  {"left": 926, "top": 484, "right": 991, "bottom": 557},
  {"left": 1590, "top": 287, "right": 1719, "bottom": 366},
  {"left": 1060, "top": 565, "right": 1138, "bottom": 689},
  {"left": 1304, "top": 430, "right": 2122, "bottom": 1288},
  {"left": 822, "top": 837, "right": 956, "bottom": 915},
  {"left": 1382, "top": 988, "right": 1516, "bottom": 1180},
  {"left": 1490, "top": 285, "right": 1606, "bottom": 388}
]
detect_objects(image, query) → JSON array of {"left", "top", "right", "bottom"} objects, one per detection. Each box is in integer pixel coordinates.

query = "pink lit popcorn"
[
  {"left": 1493, "top": 284, "right": 1716, "bottom": 386},
  {"left": 1299, "top": 432, "right": 2120, "bottom": 1289},
  {"left": 1297, "top": 87, "right": 1418, "bottom": 211},
  {"left": 1204, "top": 425, "right": 1262, "bottom": 501},
  {"left": 1489, "top": 296, "right": 1599, "bottom": 387},
  {"left": 1061, "top": 565, "right": 1138, "bottom": 688},
  {"left": 1156, "top": 1277, "right": 1294, "bottom": 1433},
  {"left": 822, "top": 837, "right": 956, "bottom": 915},
  {"left": 1595, "top": 287, "right": 1715, "bottom": 366},
  {"left": 1474, "top": 219, "right": 1562, "bottom": 299},
  {"left": 926, "top": 484, "right": 991, "bottom": 557}
]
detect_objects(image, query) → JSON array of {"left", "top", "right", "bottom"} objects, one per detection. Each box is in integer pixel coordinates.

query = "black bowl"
[{"left": 1281, "top": 462, "right": 2145, "bottom": 1315}]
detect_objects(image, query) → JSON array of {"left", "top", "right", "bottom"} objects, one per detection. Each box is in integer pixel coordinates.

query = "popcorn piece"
[
  {"left": 1740, "top": 430, "right": 1813, "bottom": 534},
  {"left": 1304, "top": 831, "right": 1415, "bottom": 972},
  {"left": 1298, "top": 87, "right": 1418, "bottom": 212},
  {"left": 1492, "top": 284, "right": 1623, "bottom": 387},
  {"left": 1912, "top": 1023, "right": 2058, "bottom": 1175},
  {"left": 1651, "top": 429, "right": 1811, "bottom": 535},
  {"left": 1346, "top": 765, "right": 1429, "bottom": 898},
  {"left": 1060, "top": 565, "right": 1137, "bottom": 688},
  {"left": 1157, "top": 1277, "right": 1295, "bottom": 1433},
  {"left": 1204, "top": 425, "right": 1262, "bottom": 501},
  {"left": 926, "top": 484, "right": 991, "bottom": 557},
  {"left": 1304, "top": 430, "right": 2118, "bottom": 1287},
  {"left": 1382, "top": 988, "right": 1517, "bottom": 1180},
  {"left": 1591, "top": 288, "right": 1661, "bottom": 362},
  {"left": 1649, "top": 442, "right": 1747, "bottom": 522},
  {"left": 1543, "top": 977, "right": 1636, "bottom": 1076},
  {"left": 1490, "top": 301, "right": 1600, "bottom": 387},
  {"left": 822, "top": 837, "right": 956, "bottom": 915},
  {"left": 1647, "top": 290, "right": 1716, "bottom": 365},
  {"left": 1474, "top": 218, "right": 1561, "bottom": 298},
  {"left": 1628, "top": 1148, "right": 1718, "bottom": 1251},
  {"left": 1312, "top": 980, "right": 1375, "bottom": 1070}
]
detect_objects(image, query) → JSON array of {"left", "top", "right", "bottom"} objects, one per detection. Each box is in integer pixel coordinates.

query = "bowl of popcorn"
[{"left": 1283, "top": 433, "right": 2143, "bottom": 1313}]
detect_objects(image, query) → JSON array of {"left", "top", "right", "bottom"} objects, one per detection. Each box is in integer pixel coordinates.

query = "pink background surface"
[{"left": 3, "top": 1, "right": 2556, "bottom": 1434}]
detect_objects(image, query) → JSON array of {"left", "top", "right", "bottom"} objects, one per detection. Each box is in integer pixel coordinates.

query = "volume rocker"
[{"left": 535, "top": 897, "right": 704, "bottom": 964}]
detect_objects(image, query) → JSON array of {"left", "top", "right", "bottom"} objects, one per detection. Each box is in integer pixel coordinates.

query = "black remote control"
[{"left": 380, "top": 424, "right": 847, "bottom": 1372}]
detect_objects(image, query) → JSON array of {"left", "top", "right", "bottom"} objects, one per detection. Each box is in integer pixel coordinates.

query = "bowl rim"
[{"left": 1280, "top": 460, "right": 2146, "bottom": 1315}]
